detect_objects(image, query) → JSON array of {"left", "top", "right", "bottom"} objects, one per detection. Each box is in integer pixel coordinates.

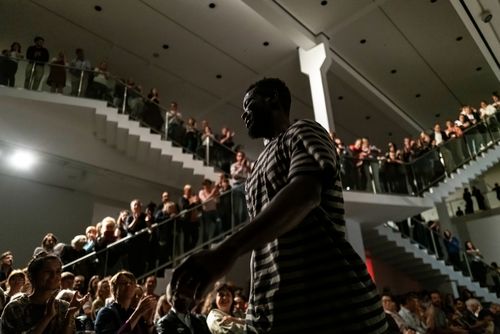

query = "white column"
[
  {"left": 345, "top": 219, "right": 366, "bottom": 261},
  {"left": 298, "top": 37, "right": 335, "bottom": 132}
]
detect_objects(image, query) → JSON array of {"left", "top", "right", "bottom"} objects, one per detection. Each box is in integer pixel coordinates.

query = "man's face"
[
  {"left": 146, "top": 277, "right": 156, "bottom": 293},
  {"left": 242, "top": 88, "right": 275, "bottom": 139},
  {"left": 431, "top": 293, "right": 441, "bottom": 307},
  {"left": 381, "top": 296, "right": 392, "bottom": 311},
  {"left": 36, "top": 259, "right": 62, "bottom": 291},
  {"left": 2, "top": 254, "right": 13, "bottom": 266},
  {"left": 35, "top": 39, "right": 44, "bottom": 47},
  {"left": 74, "top": 276, "right": 85, "bottom": 291},
  {"left": 162, "top": 192, "right": 169, "bottom": 203}
]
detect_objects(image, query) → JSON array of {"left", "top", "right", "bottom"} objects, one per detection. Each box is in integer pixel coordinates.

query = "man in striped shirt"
[{"left": 171, "top": 78, "right": 388, "bottom": 333}]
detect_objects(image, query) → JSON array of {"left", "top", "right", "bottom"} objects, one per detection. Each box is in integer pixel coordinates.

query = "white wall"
[{"left": 0, "top": 173, "right": 94, "bottom": 266}]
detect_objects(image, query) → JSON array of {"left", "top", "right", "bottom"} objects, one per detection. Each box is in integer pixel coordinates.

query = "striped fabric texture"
[{"left": 244, "top": 119, "right": 388, "bottom": 333}]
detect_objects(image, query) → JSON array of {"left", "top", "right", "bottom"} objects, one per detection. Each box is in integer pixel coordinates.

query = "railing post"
[
  {"left": 103, "top": 248, "right": 109, "bottom": 277},
  {"left": 463, "top": 251, "right": 473, "bottom": 278},
  {"left": 122, "top": 86, "right": 128, "bottom": 114},
  {"left": 368, "top": 162, "right": 377, "bottom": 194},
  {"left": 77, "top": 70, "right": 84, "bottom": 97},
  {"left": 28, "top": 63, "right": 36, "bottom": 90},
  {"left": 429, "top": 228, "right": 438, "bottom": 256},
  {"left": 205, "top": 136, "right": 210, "bottom": 166}
]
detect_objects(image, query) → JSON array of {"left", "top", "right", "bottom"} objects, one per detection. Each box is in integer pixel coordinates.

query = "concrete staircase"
[
  {"left": 365, "top": 224, "right": 500, "bottom": 303},
  {"left": 424, "top": 143, "right": 500, "bottom": 203},
  {"left": 93, "top": 105, "right": 219, "bottom": 183}
]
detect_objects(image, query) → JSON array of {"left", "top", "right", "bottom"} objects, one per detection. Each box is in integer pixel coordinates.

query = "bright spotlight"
[{"left": 8, "top": 150, "right": 37, "bottom": 171}]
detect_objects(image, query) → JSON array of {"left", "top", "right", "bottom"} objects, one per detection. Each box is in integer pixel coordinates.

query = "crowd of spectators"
[
  {"left": 332, "top": 93, "right": 500, "bottom": 195},
  {"left": 382, "top": 289, "right": 500, "bottom": 333},
  {"left": 0, "top": 250, "right": 250, "bottom": 333},
  {"left": 0, "top": 36, "right": 246, "bottom": 175}
]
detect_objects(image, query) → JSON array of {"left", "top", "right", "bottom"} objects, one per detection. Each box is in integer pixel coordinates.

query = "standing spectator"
[
  {"left": 472, "top": 186, "right": 487, "bottom": 210},
  {"left": 443, "top": 230, "right": 461, "bottom": 269},
  {"left": 0, "top": 251, "right": 13, "bottom": 286},
  {"left": 155, "top": 192, "right": 178, "bottom": 267},
  {"left": 465, "top": 241, "right": 487, "bottom": 286},
  {"left": 455, "top": 206, "right": 464, "bottom": 217},
  {"left": 69, "top": 48, "right": 91, "bottom": 96},
  {"left": 166, "top": 101, "right": 184, "bottom": 143},
  {"left": 46, "top": 51, "right": 67, "bottom": 93},
  {"left": 230, "top": 151, "right": 251, "bottom": 225},
  {"left": 24, "top": 36, "right": 49, "bottom": 90},
  {"left": 3, "top": 42, "right": 22, "bottom": 86},
  {"left": 87, "top": 61, "right": 111, "bottom": 101},
  {"left": 126, "top": 199, "right": 148, "bottom": 277},
  {"left": 115, "top": 210, "right": 129, "bottom": 239},
  {"left": 178, "top": 184, "right": 201, "bottom": 252},
  {"left": 493, "top": 182, "right": 500, "bottom": 201},
  {"left": 94, "top": 271, "right": 157, "bottom": 333},
  {"left": 463, "top": 188, "right": 474, "bottom": 214},
  {"left": 217, "top": 174, "right": 233, "bottom": 232},
  {"left": 84, "top": 225, "right": 98, "bottom": 252},
  {"left": 1, "top": 255, "right": 77, "bottom": 333},
  {"left": 184, "top": 117, "right": 200, "bottom": 154},
  {"left": 199, "top": 179, "right": 221, "bottom": 243},
  {"left": 33, "top": 233, "right": 58, "bottom": 257},
  {"left": 491, "top": 94, "right": 500, "bottom": 111},
  {"left": 143, "top": 88, "right": 164, "bottom": 132}
]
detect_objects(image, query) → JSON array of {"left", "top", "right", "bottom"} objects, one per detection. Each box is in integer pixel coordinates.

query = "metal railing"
[{"left": 387, "top": 217, "right": 500, "bottom": 295}]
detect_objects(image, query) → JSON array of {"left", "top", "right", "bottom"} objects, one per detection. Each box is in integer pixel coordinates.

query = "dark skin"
[{"left": 170, "top": 86, "right": 323, "bottom": 305}]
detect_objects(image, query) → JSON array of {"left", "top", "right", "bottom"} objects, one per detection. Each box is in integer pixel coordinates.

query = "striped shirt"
[{"left": 244, "top": 119, "right": 387, "bottom": 333}]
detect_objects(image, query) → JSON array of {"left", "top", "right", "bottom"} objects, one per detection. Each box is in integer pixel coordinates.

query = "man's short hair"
[
  {"left": 1, "top": 251, "right": 13, "bottom": 260},
  {"left": 246, "top": 78, "right": 291, "bottom": 115}
]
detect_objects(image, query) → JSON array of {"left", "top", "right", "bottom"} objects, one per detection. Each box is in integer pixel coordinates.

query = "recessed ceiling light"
[
  {"left": 390, "top": 69, "right": 397, "bottom": 74},
  {"left": 263, "top": 41, "right": 270, "bottom": 47},
  {"left": 94, "top": 5, "right": 102, "bottom": 11},
  {"left": 162, "top": 44, "right": 169, "bottom": 50},
  {"left": 365, "top": 115, "right": 371, "bottom": 120},
  {"left": 456, "top": 36, "right": 463, "bottom": 41},
  {"left": 216, "top": 74, "right": 222, "bottom": 79},
  {"left": 360, "top": 39, "right": 367, "bottom": 44},
  {"left": 435, "top": 113, "right": 441, "bottom": 118},
  {"left": 430, "top": 0, "right": 437, "bottom": 3},
  {"left": 208, "top": 3, "right": 216, "bottom": 9},
  {"left": 476, "top": 66, "right": 482, "bottom": 71},
  {"left": 338, "top": 96, "right": 343, "bottom": 100},
  {"left": 415, "top": 93, "right": 421, "bottom": 98},
  {"left": 388, "top": 132, "right": 393, "bottom": 137},
  {"left": 321, "top": 0, "right": 328, "bottom": 5},
  {"left": 153, "top": 52, "right": 159, "bottom": 58}
]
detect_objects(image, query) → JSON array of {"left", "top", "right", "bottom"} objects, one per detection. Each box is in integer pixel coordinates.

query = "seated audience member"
[
  {"left": 76, "top": 302, "right": 95, "bottom": 333},
  {"left": 143, "top": 275, "right": 159, "bottom": 302},
  {"left": 398, "top": 293, "right": 427, "bottom": 334},
  {"left": 33, "top": 233, "right": 58, "bottom": 257},
  {"left": 153, "top": 294, "right": 171, "bottom": 323},
  {"left": 92, "top": 278, "right": 111, "bottom": 319},
  {"left": 61, "top": 271, "right": 75, "bottom": 290},
  {"left": 94, "top": 270, "right": 156, "bottom": 333},
  {"left": 381, "top": 293, "right": 413, "bottom": 334},
  {"left": 0, "top": 251, "right": 14, "bottom": 286},
  {"left": 0, "top": 254, "right": 78, "bottom": 333},
  {"left": 73, "top": 275, "right": 86, "bottom": 295},
  {"left": 232, "top": 292, "right": 247, "bottom": 319},
  {"left": 4, "top": 269, "right": 26, "bottom": 301},
  {"left": 156, "top": 283, "right": 211, "bottom": 334},
  {"left": 206, "top": 283, "right": 247, "bottom": 334}
]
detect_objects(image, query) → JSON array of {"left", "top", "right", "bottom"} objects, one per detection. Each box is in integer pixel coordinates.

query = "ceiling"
[{"left": 1, "top": 0, "right": 499, "bottom": 159}]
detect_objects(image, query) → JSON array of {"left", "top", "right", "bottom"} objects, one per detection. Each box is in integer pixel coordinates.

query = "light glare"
[{"left": 8, "top": 150, "right": 37, "bottom": 171}]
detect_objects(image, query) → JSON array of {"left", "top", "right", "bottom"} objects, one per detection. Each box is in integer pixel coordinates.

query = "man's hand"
[{"left": 170, "top": 249, "right": 236, "bottom": 306}]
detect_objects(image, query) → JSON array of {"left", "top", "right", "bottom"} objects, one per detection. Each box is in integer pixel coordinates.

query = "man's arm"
[{"left": 171, "top": 173, "right": 322, "bottom": 301}]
